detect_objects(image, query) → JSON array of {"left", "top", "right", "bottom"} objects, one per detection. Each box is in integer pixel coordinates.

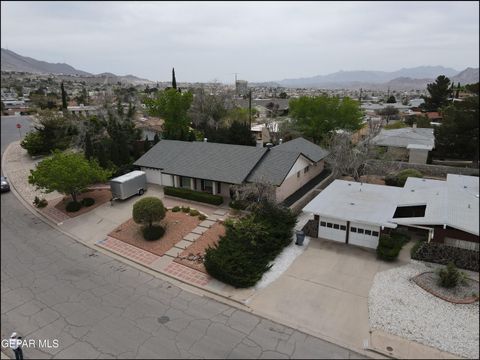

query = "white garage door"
[
  {"left": 349, "top": 222, "right": 380, "bottom": 249},
  {"left": 142, "top": 168, "right": 163, "bottom": 185},
  {"left": 318, "top": 217, "right": 347, "bottom": 243}
]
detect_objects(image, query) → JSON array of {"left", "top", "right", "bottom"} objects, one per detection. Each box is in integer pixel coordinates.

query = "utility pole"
[{"left": 248, "top": 90, "right": 252, "bottom": 128}]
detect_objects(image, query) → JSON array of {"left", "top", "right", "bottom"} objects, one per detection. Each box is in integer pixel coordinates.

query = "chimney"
[
  {"left": 279, "top": 138, "right": 283, "bottom": 144},
  {"left": 256, "top": 140, "right": 263, "bottom": 148},
  {"left": 203, "top": 138, "right": 208, "bottom": 142},
  {"left": 266, "top": 143, "right": 273, "bottom": 149}
]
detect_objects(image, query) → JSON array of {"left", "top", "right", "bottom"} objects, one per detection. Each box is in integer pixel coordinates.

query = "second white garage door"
[
  {"left": 349, "top": 222, "right": 380, "bottom": 249},
  {"left": 318, "top": 217, "right": 347, "bottom": 243}
]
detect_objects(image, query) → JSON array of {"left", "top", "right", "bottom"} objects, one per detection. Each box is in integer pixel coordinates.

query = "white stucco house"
[
  {"left": 133, "top": 137, "right": 329, "bottom": 203},
  {"left": 303, "top": 174, "right": 479, "bottom": 250}
]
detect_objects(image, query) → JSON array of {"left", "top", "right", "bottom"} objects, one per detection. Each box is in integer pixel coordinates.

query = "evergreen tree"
[
  {"left": 172, "top": 68, "right": 177, "bottom": 89},
  {"left": 84, "top": 132, "right": 93, "bottom": 160},
  {"left": 61, "top": 82, "right": 68, "bottom": 110},
  {"left": 422, "top": 75, "right": 451, "bottom": 111},
  {"left": 144, "top": 135, "right": 151, "bottom": 152}
]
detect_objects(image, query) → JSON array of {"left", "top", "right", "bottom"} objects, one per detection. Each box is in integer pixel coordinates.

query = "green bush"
[
  {"left": 410, "top": 238, "right": 426, "bottom": 258},
  {"left": 437, "top": 262, "right": 462, "bottom": 288},
  {"left": 198, "top": 214, "right": 207, "bottom": 220},
  {"left": 133, "top": 197, "right": 166, "bottom": 235},
  {"left": 142, "top": 225, "right": 165, "bottom": 241},
  {"left": 376, "top": 234, "right": 403, "bottom": 261},
  {"left": 171, "top": 206, "right": 181, "bottom": 212},
  {"left": 81, "top": 197, "right": 95, "bottom": 207},
  {"left": 189, "top": 209, "right": 200, "bottom": 216},
  {"left": 164, "top": 186, "right": 223, "bottom": 205},
  {"left": 21, "top": 131, "right": 47, "bottom": 156},
  {"left": 66, "top": 201, "right": 82, "bottom": 212},
  {"left": 229, "top": 200, "right": 248, "bottom": 210},
  {"left": 33, "top": 196, "right": 48, "bottom": 208},
  {"left": 385, "top": 169, "right": 423, "bottom": 187},
  {"left": 181, "top": 206, "right": 190, "bottom": 213},
  {"left": 204, "top": 202, "right": 296, "bottom": 288}
]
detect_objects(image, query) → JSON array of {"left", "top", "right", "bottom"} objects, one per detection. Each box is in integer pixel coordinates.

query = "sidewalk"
[{"left": 3, "top": 141, "right": 463, "bottom": 359}]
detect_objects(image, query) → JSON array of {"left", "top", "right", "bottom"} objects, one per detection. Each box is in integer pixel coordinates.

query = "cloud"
[{"left": 1, "top": 1, "right": 478, "bottom": 82}]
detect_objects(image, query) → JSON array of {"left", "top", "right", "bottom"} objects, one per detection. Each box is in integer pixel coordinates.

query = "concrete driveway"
[{"left": 248, "top": 238, "right": 410, "bottom": 354}]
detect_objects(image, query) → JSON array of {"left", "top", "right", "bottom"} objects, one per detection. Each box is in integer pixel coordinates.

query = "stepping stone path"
[
  {"left": 191, "top": 226, "right": 208, "bottom": 235},
  {"left": 183, "top": 233, "right": 201, "bottom": 242},
  {"left": 199, "top": 219, "right": 216, "bottom": 228},
  {"left": 174, "top": 240, "right": 192, "bottom": 250}
]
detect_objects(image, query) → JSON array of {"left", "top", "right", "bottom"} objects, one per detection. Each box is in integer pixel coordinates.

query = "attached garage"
[
  {"left": 349, "top": 222, "right": 380, "bottom": 249},
  {"left": 142, "top": 167, "right": 163, "bottom": 185},
  {"left": 318, "top": 217, "right": 347, "bottom": 243}
]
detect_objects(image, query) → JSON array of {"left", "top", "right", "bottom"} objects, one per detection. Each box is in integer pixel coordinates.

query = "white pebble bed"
[
  {"left": 253, "top": 234, "right": 310, "bottom": 291},
  {"left": 369, "top": 261, "right": 479, "bottom": 359}
]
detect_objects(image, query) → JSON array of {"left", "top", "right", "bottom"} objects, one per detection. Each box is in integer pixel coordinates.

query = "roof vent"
[
  {"left": 266, "top": 143, "right": 273, "bottom": 149},
  {"left": 348, "top": 183, "right": 351, "bottom": 186},
  {"left": 350, "top": 202, "right": 355, "bottom": 205},
  {"left": 203, "top": 138, "right": 207, "bottom": 142},
  {"left": 468, "top": 204, "right": 471, "bottom": 209},
  {"left": 279, "top": 138, "right": 283, "bottom": 144},
  {"left": 411, "top": 189, "right": 415, "bottom": 192}
]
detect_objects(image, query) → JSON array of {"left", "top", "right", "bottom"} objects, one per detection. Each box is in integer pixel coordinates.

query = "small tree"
[
  {"left": 133, "top": 197, "right": 166, "bottom": 240},
  {"left": 437, "top": 262, "right": 463, "bottom": 288},
  {"left": 61, "top": 82, "right": 68, "bottom": 110},
  {"left": 386, "top": 95, "right": 396, "bottom": 103},
  {"left": 28, "top": 151, "right": 111, "bottom": 203}
]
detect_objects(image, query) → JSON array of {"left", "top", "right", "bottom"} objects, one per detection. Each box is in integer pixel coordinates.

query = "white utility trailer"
[{"left": 110, "top": 170, "right": 147, "bottom": 201}]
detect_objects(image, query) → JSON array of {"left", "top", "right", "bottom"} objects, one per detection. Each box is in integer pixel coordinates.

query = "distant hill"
[
  {"left": 1, "top": 48, "right": 154, "bottom": 84},
  {"left": 1, "top": 48, "right": 92, "bottom": 76},
  {"left": 275, "top": 66, "right": 466, "bottom": 89},
  {"left": 451, "top": 67, "right": 479, "bottom": 85}
]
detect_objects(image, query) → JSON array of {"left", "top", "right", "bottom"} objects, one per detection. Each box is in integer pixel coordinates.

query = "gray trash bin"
[{"left": 295, "top": 230, "right": 305, "bottom": 246}]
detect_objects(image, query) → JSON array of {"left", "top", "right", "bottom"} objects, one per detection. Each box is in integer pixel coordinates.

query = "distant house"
[
  {"left": 67, "top": 104, "right": 98, "bottom": 117},
  {"left": 134, "top": 137, "right": 329, "bottom": 203},
  {"left": 370, "top": 125, "right": 435, "bottom": 164},
  {"left": 303, "top": 174, "right": 479, "bottom": 250}
]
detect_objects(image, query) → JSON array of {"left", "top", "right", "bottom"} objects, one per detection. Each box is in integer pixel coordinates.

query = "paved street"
[{"left": 1, "top": 115, "right": 366, "bottom": 358}]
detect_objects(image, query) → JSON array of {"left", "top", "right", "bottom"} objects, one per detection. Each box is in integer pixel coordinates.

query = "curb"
[{"left": 1, "top": 142, "right": 375, "bottom": 359}]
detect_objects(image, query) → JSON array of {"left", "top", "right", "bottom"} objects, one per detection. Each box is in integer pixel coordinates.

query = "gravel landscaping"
[{"left": 369, "top": 261, "right": 479, "bottom": 359}]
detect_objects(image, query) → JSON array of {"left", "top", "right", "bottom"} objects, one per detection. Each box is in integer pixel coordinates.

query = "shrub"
[
  {"left": 413, "top": 242, "right": 479, "bottom": 272},
  {"left": 198, "top": 214, "right": 207, "bottom": 220},
  {"left": 385, "top": 169, "right": 423, "bottom": 187},
  {"left": 204, "top": 201, "right": 296, "bottom": 288},
  {"left": 33, "top": 196, "right": 48, "bottom": 208},
  {"left": 189, "top": 209, "right": 200, "bottom": 216},
  {"left": 229, "top": 200, "right": 248, "bottom": 210},
  {"left": 171, "top": 206, "right": 181, "bottom": 212},
  {"left": 21, "top": 131, "right": 47, "bottom": 156},
  {"left": 66, "top": 201, "right": 82, "bottom": 212},
  {"left": 142, "top": 225, "right": 165, "bottom": 241},
  {"left": 410, "top": 238, "right": 426, "bottom": 258},
  {"left": 181, "top": 206, "right": 190, "bottom": 213},
  {"left": 133, "top": 197, "right": 166, "bottom": 239},
  {"left": 376, "top": 234, "right": 403, "bottom": 261},
  {"left": 164, "top": 186, "right": 223, "bottom": 205},
  {"left": 81, "top": 197, "right": 95, "bottom": 207},
  {"left": 437, "top": 262, "right": 462, "bottom": 288}
]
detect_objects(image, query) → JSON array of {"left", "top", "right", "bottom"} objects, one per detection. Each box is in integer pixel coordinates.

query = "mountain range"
[
  {"left": 1, "top": 48, "right": 478, "bottom": 89},
  {"left": 272, "top": 66, "right": 479, "bottom": 90},
  {"left": 1, "top": 48, "right": 154, "bottom": 85}
]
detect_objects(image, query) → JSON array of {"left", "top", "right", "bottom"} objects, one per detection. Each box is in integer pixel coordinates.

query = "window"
[
  {"left": 372, "top": 231, "right": 379, "bottom": 237},
  {"left": 180, "top": 176, "right": 191, "bottom": 189},
  {"left": 340, "top": 225, "right": 346, "bottom": 231},
  {"left": 357, "top": 228, "right": 364, "bottom": 234},
  {"left": 333, "top": 224, "right": 340, "bottom": 230},
  {"left": 320, "top": 221, "right": 326, "bottom": 227},
  {"left": 202, "top": 180, "right": 213, "bottom": 193},
  {"left": 365, "top": 230, "right": 372, "bottom": 236},
  {"left": 297, "top": 171, "right": 301, "bottom": 178},
  {"left": 351, "top": 227, "right": 357, "bottom": 233},
  {"left": 327, "top": 223, "right": 333, "bottom": 228},
  {"left": 393, "top": 205, "right": 427, "bottom": 218},
  {"left": 304, "top": 166, "right": 310, "bottom": 174}
]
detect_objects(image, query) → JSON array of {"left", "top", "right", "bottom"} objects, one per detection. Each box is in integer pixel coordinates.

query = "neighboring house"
[
  {"left": 303, "top": 174, "right": 479, "bottom": 250},
  {"left": 370, "top": 125, "right": 435, "bottom": 164},
  {"left": 133, "top": 137, "right": 329, "bottom": 203},
  {"left": 67, "top": 104, "right": 99, "bottom": 117}
]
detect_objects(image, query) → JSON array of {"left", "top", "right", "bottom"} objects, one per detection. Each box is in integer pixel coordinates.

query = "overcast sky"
[{"left": 1, "top": 1, "right": 479, "bottom": 83}]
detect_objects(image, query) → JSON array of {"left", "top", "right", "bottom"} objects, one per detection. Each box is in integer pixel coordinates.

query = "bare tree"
[
  {"left": 230, "top": 179, "right": 276, "bottom": 209},
  {"left": 325, "top": 120, "right": 383, "bottom": 181}
]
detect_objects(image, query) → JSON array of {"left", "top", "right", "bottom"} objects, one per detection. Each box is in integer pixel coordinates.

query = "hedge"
[
  {"left": 385, "top": 169, "right": 423, "bottom": 187},
  {"left": 412, "top": 242, "right": 479, "bottom": 272},
  {"left": 164, "top": 186, "right": 223, "bottom": 205},
  {"left": 376, "top": 233, "right": 407, "bottom": 262}
]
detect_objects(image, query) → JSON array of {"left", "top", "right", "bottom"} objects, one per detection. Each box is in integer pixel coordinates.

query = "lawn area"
[{"left": 109, "top": 211, "right": 200, "bottom": 256}]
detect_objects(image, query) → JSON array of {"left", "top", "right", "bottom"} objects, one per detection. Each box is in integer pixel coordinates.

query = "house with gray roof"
[
  {"left": 370, "top": 125, "right": 435, "bottom": 164},
  {"left": 134, "top": 137, "right": 329, "bottom": 202}
]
